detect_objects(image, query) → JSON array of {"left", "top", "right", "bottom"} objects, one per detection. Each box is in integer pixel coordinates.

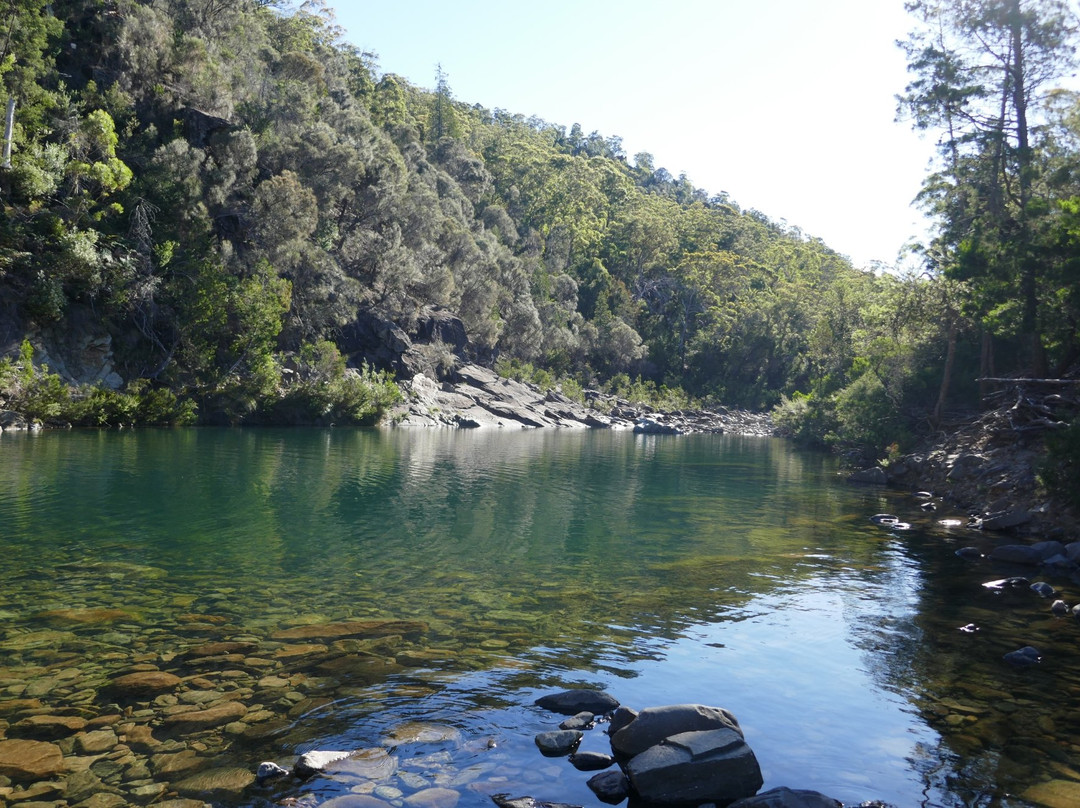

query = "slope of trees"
[{"left": 0, "top": 0, "right": 1076, "bottom": 457}]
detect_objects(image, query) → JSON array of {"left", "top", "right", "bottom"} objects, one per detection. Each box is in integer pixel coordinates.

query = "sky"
[{"left": 331, "top": 0, "right": 939, "bottom": 269}]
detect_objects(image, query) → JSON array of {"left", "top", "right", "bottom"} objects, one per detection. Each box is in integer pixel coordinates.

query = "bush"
[{"left": 1042, "top": 418, "right": 1080, "bottom": 510}]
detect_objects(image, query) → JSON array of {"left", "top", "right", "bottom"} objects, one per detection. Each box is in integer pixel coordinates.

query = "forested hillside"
[{"left": 1, "top": 1, "right": 1078, "bottom": 460}]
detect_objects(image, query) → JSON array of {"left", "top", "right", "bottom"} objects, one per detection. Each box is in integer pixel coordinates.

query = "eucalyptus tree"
[{"left": 898, "top": 0, "right": 1079, "bottom": 376}]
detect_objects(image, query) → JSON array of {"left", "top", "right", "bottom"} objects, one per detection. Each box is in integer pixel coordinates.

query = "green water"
[{"left": 0, "top": 427, "right": 1077, "bottom": 808}]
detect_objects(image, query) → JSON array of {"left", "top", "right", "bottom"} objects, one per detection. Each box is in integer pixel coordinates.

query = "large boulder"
[
  {"left": 624, "top": 727, "right": 763, "bottom": 805},
  {"left": 610, "top": 704, "right": 742, "bottom": 758}
]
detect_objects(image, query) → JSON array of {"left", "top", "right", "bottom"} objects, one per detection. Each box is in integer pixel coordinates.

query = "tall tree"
[{"left": 899, "top": 0, "right": 1078, "bottom": 376}]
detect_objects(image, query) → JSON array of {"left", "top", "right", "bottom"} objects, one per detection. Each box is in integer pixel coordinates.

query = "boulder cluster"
[
  {"left": 528, "top": 689, "right": 888, "bottom": 808},
  {"left": 393, "top": 364, "right": 774, "bottom": 435}
]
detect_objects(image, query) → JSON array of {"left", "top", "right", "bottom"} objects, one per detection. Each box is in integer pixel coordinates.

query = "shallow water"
[{"left": 0, "top": 427, "right": 1076, "bottom": 808}]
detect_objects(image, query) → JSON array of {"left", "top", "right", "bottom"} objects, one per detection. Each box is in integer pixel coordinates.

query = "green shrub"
[{"left": 1042, "top": 418, "right": 1080, "bottom": 510}]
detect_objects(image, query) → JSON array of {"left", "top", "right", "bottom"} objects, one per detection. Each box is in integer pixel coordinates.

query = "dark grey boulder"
[
  {"left": 728, "top": 787, "right": 843, "bottom": 808},
  {"left": 610, "top": 704, "right": 742, "bottom": 758},
  {"left": 569, "top": 751, "right": 615, "bottom": 771},
  {"left": 987, "top": 545, "right": 1043, "bottom": 565},
  {"left": 625, "top": 727, "right": 763, "bottom": 805},
  {"left": 534, "top": 730, "right": 582, "bottom": 756},
  {"left": 1030, "top": 582, "right": 1055, "bottom": 598},
  {"left": 1031, "top": 540, "right": 1067, "bottom": 560},
  {"left": 848, "top": 467, "right": 887, "bottom": 485},
  {"left": 559, "top": 712, "right": 594, "bottom": 731},
  {"left": 980, "top": 510, "right": 1033, "bottom": 531},
  {"left": 607, "top": 706, "right": 637, "bottom": 736},
  {"left": 586, "top": 770, "right": 630, "bottom": 805},
  {"left": 535, "top": 689, "right": 619, "bottom": 716},
  {"left": 1053, "top": 599, "right": 1070, "bottom": 615},
  {"left": 1003, "top": 646, "right": 1041, "bottom": 666}
]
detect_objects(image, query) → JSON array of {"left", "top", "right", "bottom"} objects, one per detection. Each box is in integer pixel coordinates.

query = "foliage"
[
  {"left": 1041, "top": 417, "right": 1080, "bottom": 508},
  {"left": 0, "top": 0, "right": 1074, "bottom": 452}
]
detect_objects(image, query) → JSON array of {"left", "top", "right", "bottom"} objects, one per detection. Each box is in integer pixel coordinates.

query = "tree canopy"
[{"left": 0, "top": 0, "right": 1076, "bottom": 452}]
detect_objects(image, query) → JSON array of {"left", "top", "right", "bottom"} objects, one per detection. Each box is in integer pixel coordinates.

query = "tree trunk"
[
  {"left": 934, "top": 320, "right": 957, "bottom": 425},
  {"left": 2, "top": 96, "right": 14, "bottom": 169}
]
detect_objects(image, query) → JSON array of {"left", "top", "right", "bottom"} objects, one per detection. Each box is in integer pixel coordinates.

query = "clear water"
[{"left": 0, "top": 427, "right": 1076, "bottom": 808}]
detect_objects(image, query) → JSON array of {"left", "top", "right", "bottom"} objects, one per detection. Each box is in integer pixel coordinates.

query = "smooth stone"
[
  {"left": 385, "top": 722, "right": 462, "bottom": 744},
  {"left": 559, "top": 712, "right": 594, "bottom": 731},
  {"left": 37, "top": 608, "right": 135, "bottom": 626},
  {"left": 586, "top": 770, "right": 630, "bottom": 804},
  {"left": 1021, "top": 779, "right": 1080, "bottom": 808},
  {"left": 11, "top": 714, "right": 88, "bottom": 739},
  {"left": 0, "top": 739, "right": 65, "bottom": 782},
  {"left": 492, "top": 798, "right": 583, "bottom": 808},
  {"left": 1031, "top": 582, "right": 1055, "bottom": 598},
  {"left": 534, "top": 689, "right": 619, "bottom": 716},
  {"left": 71, "top": 794, "right": 128, "bottom": 808},
  {"left": 152, "top": 801, "right": 211, "bottom": 808},
  {"left": 626, "top": 727, "right": 763, "bottom": 805},
  {"left": 333, "top": 748, "right": 399, "bottom": 780},
  {"left": 728, "top": 786, "right": 843, "bottom": 807},
  {"left": 569, "top": 751, "right": 615, "bottom": 771},
  {"left": 181, "top": 641, "right": 257, "bottom": 658},
  {"left": 402, "top": 787, "right": 460, "bottom": 808},
  {"left": 1004, "top": 646, "right": 1042, "bottom": 666},
  {"left": 1052, "top": 600, "right": 1069, "bottom": 615},
  {"left": 128, "top": 782, "right": 168, "bottom": 803},
  {"left": 321, "top": 796, "right": 393, "bottom": 808},
  {"left": 295, "top": 749, "right": 352, "bottom": 777},
  {"left": 76, "top": 729, "right": 118, "bottom": 754},
  {"left": 104, "top": 671, "right": 182, "bottom": 697},
  {"left": 63, "top": 769, "right": 112, "bottom": 802},
  {"left": 270, "top": 620, "right": 427, "bottom": 641},
  {"left": 172, "top": 767, "right": 256, "bottom": 797},
  {"left": 161, "top": 700, "right": 247, "bottom": 729},
  {"left": 610, "top": 704, "right": 742, "bottom": 758},
  {"left": 151, "top": 750, "right": 202, "bottom": 776},
  {"left": 534, "top": 730, "right": 583, "bottom": 756}
]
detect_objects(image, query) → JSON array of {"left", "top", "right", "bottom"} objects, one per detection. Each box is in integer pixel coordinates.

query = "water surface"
[{"left": 0, "top": 428, "right": 1076, "bottom": 808}]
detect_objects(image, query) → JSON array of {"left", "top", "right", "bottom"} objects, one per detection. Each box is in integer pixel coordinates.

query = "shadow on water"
[{"left": 0, "top": 428, "right": 1074, "bottom": 807}]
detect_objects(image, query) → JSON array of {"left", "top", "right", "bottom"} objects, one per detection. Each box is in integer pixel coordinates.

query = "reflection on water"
[{"left": 0, "top": 428, "right": 1074, "bottom": 807}]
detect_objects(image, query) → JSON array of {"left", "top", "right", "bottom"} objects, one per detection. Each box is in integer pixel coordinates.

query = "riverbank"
[{"left": 874, "top": 380, "right": 1079, "bottom": 542}]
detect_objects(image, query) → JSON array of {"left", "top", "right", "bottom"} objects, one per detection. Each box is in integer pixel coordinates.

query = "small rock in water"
[
  {"left": 534, "top": 730, "right": 582, "bottom": 756},
  {"left": 1003, "top": 646, "right": 1042, "bottom": 667},
  {"left": 534, "top": 689, "right": 619, "bottom": 716},
  {"left": 558, "top": 712, "right": 594, "bottom": 731},
  {"left": 870, "top": 514, "right": 899, "bottom": 526},
  {"left": 256, "top": 761, "right": 290, "bottom": 782},
  {"left": 1030, "top": 582, "right": 1055, "bottom": 598},
  {"left": 586, "top": 770, "right": 630, "bottom": 805},
  {"left": 920, "top": 502, "right": 937, "bottom": 511},
  {"left": 569, "top": 751, "right": 615, "bottom": 771},
  {"left": 492, "top": 796, "right": 583, "bottom": 808},
  {"left": 982, "top": 577, "right": 1030, "bottom": 591},
  {"left": 955, "top": 547, "right": 982, "bottom": 560},
  {"left": 958, "top": 624, "right": 979, "bottom": 634},
  {"left": 1052, "top": 599, "right": 1070, "bottom": 615}
]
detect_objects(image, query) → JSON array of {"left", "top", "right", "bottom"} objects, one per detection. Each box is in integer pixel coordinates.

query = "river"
[{"left": 0, "top": 427, "right": 1075, "bottom": 808}]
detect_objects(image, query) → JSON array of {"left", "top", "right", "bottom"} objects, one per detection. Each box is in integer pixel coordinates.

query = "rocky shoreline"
[
  {"left": 847, "top": 379, "right": 1079, "bottom": 544},
  {"left": 388, "top": 363, "right": 776, "bottom": 437}
]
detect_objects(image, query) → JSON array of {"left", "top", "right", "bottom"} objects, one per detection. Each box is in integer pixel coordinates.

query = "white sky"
[{"left": 331, "top": 0, "right": 938, "bottom": 269}]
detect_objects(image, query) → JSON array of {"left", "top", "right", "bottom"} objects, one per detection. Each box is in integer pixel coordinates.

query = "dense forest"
[{"left": 0, "top": 1, "right": 1077, "bottom": 461}]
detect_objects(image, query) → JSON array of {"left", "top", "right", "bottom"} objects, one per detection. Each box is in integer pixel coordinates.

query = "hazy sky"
[{"left": 331, "top": 0, "right": 937, "bottom": 268}]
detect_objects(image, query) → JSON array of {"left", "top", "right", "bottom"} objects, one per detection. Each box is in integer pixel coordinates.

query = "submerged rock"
[
  {"left": 0, "top": 738, "right": 66, "bottom": 782},
  {"left": 728, "top": 787, "right": 843, "bottom": 807},
  {"left": 535, "top": 689, "right": 619, "bottom": 716}
]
